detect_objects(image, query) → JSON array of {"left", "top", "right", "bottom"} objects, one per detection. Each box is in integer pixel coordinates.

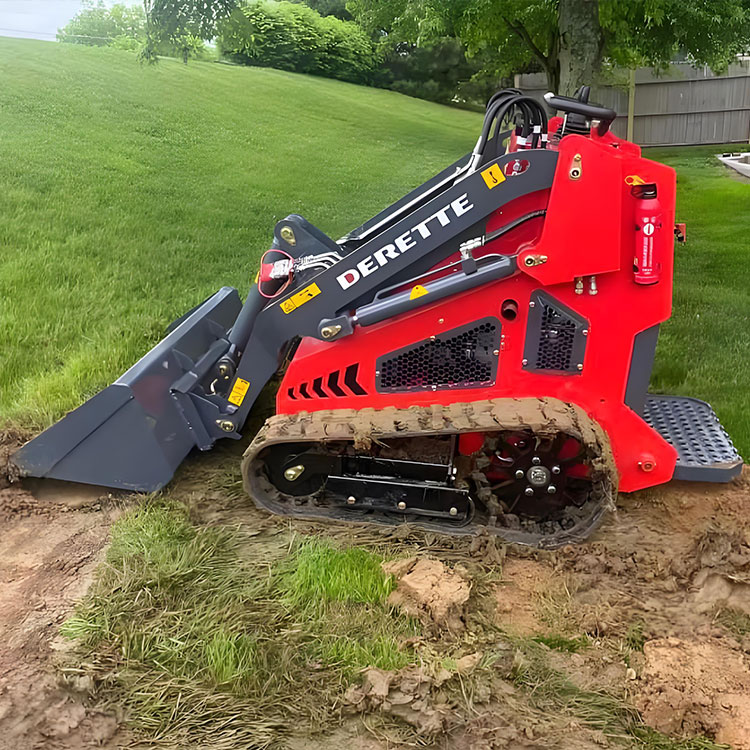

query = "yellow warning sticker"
[
  {"left": 480, "top": 163, "right": 506, "bottom": 189},
  {"left": 228, "top": 377, "right": 250, "bottom": 406},
  {"left": 409, "top": 284, "right": 428, "bottom": 300},
  {"left": 280, "top": 282, "right": 321, "bottom": 314}
]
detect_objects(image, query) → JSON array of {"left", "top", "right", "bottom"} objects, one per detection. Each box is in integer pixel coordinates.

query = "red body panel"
[{"left": 275, "top": 130, "right": 679, "bottom": 494}]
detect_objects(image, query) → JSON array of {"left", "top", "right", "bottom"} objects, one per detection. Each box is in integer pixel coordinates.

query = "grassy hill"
[
  {"left": 0, "top": 38, "right": 479, "bottom": 426},
  {"left": 0, "top": 38, "right": 747, "bottom": 458}
]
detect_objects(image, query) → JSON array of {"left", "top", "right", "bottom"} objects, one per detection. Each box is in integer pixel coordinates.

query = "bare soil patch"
[
  {"left": 494, "top": 557, "right": 556, "bottom": 636},
  {"left": 0, "top": 454, "right": 128, "bottom": 750},
  {"left": 637, "top": 637, "right": 750, "bottom": 748}
]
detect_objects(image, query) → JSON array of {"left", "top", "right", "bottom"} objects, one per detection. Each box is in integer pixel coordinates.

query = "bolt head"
[
  {"left": 515, "top": 469, "right": 525, "bottom": 479},
  {"left": 528, "top": 465, "right": 551, "bottom": 487},
  {"left": 531, "top": 456, "right": 541, "bottom": 465},
  {"left": 547, "top": 485, "right": 557, "bottom": 494},
  {"left": 524, "top": 487, "right": 535, "bottom": 496},
  {"left": 522, "top": 358, "right": 528, "bottom": 366},
  {"left": 577, "top": 363, "right": 584, "bottom": 371},
  {"left": 397, "top": 501, "right": 407, "bottom": 510},
  {"left": 280, "top": 226, "right": 296, "bottom": 245},
  {"left": 346, "top": 495, "right": 356, "bottom": 505},
  {"left": 529, "top": 301, "right": 536, "bottom": 308},
  {"left": 284, "top": 464, "right": 305, "bottom": 481},
  {"left": 552, "top": 465, "right": 561, "bottom": 475},
  {"left": 218, "top": 419, "right": 235, "bottom": 433},
  {"left": 449, "top": 507, "right": 458, "bottom": 516}
]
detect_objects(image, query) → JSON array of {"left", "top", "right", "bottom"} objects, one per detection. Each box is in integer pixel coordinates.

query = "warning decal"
[
  {"left": 228, "top": 377, "right": 250, "bottom": 406},
  {"left": 409, "top": 284, "right": 428, "bottom": 300},
  {"left": 280, "top": 282, "right": 321, "bottom": 314},
  {"left": 480, "top": 163, "right": 506, "bottom": 189}
]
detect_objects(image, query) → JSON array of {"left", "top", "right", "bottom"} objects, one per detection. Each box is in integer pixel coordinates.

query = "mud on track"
[{"left": 2, "top": 424, "right": 750, "bottom": 749}]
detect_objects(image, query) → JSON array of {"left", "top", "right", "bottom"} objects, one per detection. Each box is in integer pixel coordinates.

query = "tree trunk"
[
  {"left": 545, "top": 34, "right": 560, "bottom": 94},
  {"left": 557, "top": 0, "right": 602, "bottom": 95}
]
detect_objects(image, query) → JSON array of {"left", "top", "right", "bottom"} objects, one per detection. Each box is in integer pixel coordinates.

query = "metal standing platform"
[{"left": 644, "top": 395, "right": 743, "bottom": 482}]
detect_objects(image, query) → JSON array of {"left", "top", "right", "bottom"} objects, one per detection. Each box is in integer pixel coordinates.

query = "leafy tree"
[
  {"left": 374, "top": 37, "right": 500, "bottom": 107},
  {"left": 57, "top": 1, "right": 146, "bottom": 46},
  {"left": 348, "top": 0, "right": 750, "bottom": 95},
  {"left": 291, "top": 0, "right": 352, "bottom": 20},
  {"left": 148, "top": 0, "right": 239, "bottom": 41}
]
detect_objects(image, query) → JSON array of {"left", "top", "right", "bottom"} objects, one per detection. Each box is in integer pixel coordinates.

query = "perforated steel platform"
[{"left": 644, "top": 395, "right": 743, "bottom": 482}]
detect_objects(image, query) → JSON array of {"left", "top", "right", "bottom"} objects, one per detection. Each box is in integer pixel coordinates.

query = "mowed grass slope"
[
  {"left": 0, "top": 38, "right": 747, "bottom": 458},
  {"left": 0, "top": 38, "right": 479, "bottom": 426}
]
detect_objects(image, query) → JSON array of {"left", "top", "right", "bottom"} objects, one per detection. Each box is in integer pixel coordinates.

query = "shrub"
[{"left": 217, "top": 1, "right": 377, "bottom": 84}]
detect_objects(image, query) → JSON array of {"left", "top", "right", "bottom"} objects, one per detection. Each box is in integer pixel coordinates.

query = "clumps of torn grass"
[
  {"left": 61, "top": 499, "right": 419, "bottom": 748},
  {"left": 510, "top": 639, "right": 727, "bottom": 750},
  {"left": 532, "top": 634, "right": 588, "bottom": 653},
  {"left": 715, "top": 607, "right": 750, "bottom": 637}
]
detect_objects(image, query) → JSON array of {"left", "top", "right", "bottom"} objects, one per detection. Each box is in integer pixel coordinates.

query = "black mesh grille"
[
  {"left": 537, "top": 303, "right": 577, "bottom": 370},
  {"left": 524, "top": 292, "right": 587, "bottom": 374},
  {"left": 377, "top": 318, "right": 500, "bottom": 393}
]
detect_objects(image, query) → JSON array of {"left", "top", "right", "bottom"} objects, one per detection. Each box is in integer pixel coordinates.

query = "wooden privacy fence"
[{"left": 516, "top": 60, "right": 750, "bottom": 147}]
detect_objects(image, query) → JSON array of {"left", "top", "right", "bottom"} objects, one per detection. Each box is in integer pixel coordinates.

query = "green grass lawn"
[
  {"left": 0, "top": 38, "right": 747, "bottom": 458},
  {"left": 0, "top": 38, "right": 478, "bottom": 427}
]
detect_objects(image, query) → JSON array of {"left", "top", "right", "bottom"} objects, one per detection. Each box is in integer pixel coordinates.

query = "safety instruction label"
[
  {"left": 280, "top": 282, "right": 321, "bottom": 314},
  {"left": 228, "top": 377, "right": 250, "bottom": 406},
  {"left": 480, "top": 163, "right": 506, "bottom": 189}
]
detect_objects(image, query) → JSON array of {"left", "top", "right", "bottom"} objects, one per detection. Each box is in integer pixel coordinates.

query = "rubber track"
[{"left": 241, "top": 397, "right": 618, "bottom": 548}]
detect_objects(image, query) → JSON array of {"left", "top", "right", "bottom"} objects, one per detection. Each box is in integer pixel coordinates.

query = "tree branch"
[{"left": 501, "top": 14, "right": 550, "bottom": 73}]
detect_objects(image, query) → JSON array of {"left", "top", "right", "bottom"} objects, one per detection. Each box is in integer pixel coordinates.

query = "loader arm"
[{"left": 219, "top": 149, "right": 558, "bottom": 435}]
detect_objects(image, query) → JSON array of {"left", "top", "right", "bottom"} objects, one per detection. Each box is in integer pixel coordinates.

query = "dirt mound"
[
  {"left": 383, "top": 557, "right": 471, "bottom": 631},
  {"left": 344, "top": 665, "right": 453, "bottom": 735},
  {"left": 636, "top": 637, "right": 750, "bottom": 748}
]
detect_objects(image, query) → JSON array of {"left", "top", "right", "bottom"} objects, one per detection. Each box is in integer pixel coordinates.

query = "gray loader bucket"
[{"left": 13, "top": 287, "right": 242, "bottom": 492}]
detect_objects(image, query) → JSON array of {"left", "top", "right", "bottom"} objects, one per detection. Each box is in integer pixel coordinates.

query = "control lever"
[{"left": 544, "top": 90, "right": 616, "bottom": 135}]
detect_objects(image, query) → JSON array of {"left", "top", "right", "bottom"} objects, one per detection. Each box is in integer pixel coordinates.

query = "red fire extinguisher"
[{"left": 633, "top": 183, "right": 663, "bottom": 285}]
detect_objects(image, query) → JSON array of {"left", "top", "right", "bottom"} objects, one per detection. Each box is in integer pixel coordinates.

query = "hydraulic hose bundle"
[{"left": 469, "top": 88, "right": 549, "bottom": 171}]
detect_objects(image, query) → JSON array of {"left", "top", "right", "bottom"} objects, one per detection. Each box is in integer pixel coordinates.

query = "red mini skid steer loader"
[{"left": 14, "top": 87, "right": 743, "bottom": 547}]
